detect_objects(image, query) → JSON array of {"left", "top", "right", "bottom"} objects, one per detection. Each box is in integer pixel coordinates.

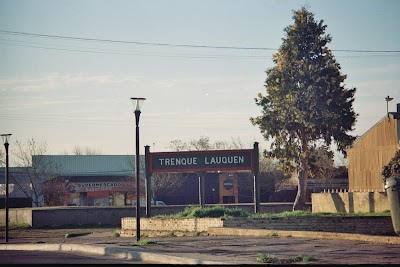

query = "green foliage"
[
  {"left": 251, "top": 6, "right": 357, "bottom": 210},
  {"left": 253, "top": 210, "right": 312, "bottom": 218},
  {"left": 112, "top": 229, "right": 120, "bottom": 237},
  {"left": 257, "top": 253, "right": 279, "bottom": 263},
  {"left": 291, "top": 255, "right": 317, "bottom": 262},
  {"left": 382, "top": 150, "right": 400, "bottom": 181},
  {"left": 161, "top": 206, "right": 250, "bottom": 218},
  {"left": 158, "top": 209, "right": 390, "bottom": 219},
  {"left": 257, "top": 253, "right": 317, "bottom": 263}
]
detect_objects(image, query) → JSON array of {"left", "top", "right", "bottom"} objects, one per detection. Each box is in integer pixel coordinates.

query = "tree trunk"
[{"left": 293, "top": 140, "right": 309, "bottom": 211}]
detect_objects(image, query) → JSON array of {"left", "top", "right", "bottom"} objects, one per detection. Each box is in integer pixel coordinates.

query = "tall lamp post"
[
  {"left": 1, "top": 134, "right": 11, "bottom": 243},
  {"left": 131, "top": 97, "right": 145, "bottom": 242},
  {"left": 385, "top": 95, "right": 393, "bottom": 118}
]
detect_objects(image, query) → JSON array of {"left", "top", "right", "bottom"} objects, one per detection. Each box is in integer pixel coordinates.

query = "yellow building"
[{"left": 347, "top": 103, "right": 400, "bottom": 191}]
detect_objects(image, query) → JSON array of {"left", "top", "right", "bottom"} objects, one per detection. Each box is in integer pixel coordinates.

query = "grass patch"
[
  {"left": 290, "top": 255, "right": 317, "bottom": 262},
  {"left": 130, "top": 239, "right": 158, "bottom": 246},
  {"left": 257, "top": 253, "right": 279, "bottom": 263},
  {"left": 0, "top": 222, "right": 32, "bottom": 229},
  {"left": 112, "top": 229, "right": 120, "bottom": 237},
  {"left": 257, "top": 253, "right": 317, "bottom": 263},
  {"left": 151, "top": 206, "right": 391, "bottom": 219},
  {"left": 155, "top": 206, "right": 250, "bottom": 219}
]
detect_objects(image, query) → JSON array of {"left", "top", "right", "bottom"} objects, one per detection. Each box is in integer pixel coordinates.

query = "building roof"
[
  {"left": 35, "top": 155, "right": 144, "bottom": 177},
  {"left": 0, "top": 167, "right": 31, "bottom": 184},
  {"left": 350, "top": 111, "right": 399, "bottom": 148}
]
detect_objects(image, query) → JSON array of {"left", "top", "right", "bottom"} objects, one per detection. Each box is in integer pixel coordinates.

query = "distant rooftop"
[{"left": 34, "top": 155, "right": 145, "bottom": 176}]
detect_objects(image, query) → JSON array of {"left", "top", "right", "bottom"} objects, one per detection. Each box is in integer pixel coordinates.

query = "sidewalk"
[{"left": 1, "top": 227, "right": 400, "bottom": 264}]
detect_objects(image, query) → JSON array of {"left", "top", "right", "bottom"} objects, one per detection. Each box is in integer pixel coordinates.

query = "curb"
[
  {"left": 207, "top": 227, "right": 400, "bottom": 245},
  {"left": 0, "top": 243, "right": 228, "bottom": 265}
]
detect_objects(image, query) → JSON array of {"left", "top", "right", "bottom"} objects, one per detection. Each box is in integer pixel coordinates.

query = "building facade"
[
  {"left": 347, "top": 103, "right": 400, "bottom": 191},
  {"left": 40, "top": 155, "right": 142, "bottom": 207}
]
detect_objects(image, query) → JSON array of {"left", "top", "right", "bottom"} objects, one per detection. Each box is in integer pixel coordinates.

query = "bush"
[
  {"left": 164, "top": 206, "right": 250, "bottom": 218},
  {"left": 257, "top": 253, "right": 279, "bottom": 263},
  {"left": 382, "top": 150, "right": 400, "bottom": 182}
]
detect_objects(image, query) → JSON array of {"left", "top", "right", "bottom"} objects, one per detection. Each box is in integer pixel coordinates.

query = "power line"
[
  {"left": 1, "top": 29, "right": 399, "bottom": 53},
  {"left": 0, "top": 30, "right": 275, "bottom": 51}
]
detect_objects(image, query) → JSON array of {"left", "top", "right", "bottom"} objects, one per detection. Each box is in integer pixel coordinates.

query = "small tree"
[
  {"left": 251, "top": 7, "right": 357, "bottom": 210},
  {"left": 72, "top": 146, "right": 102, "bottom": 155},
  {"left": 12, "top": 138, "right": 60, "bottom": 207}
]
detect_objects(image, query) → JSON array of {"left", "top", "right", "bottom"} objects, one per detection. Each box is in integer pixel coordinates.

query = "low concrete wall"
[
  {"left": 312, "top": 192, "right": 390, "bottom": 213},
  {"left": 0, "top": 208, "right": 32, "bottom": 225},
  {"left": 0, "top": 206, "right": 137, "bottom": 228},
  {"left": 121, "top": 216, "right": 395, "bottom": 236},
  {"left": 122, "top": 217, "right": 224, "bottom": 232},
  {"left": 222, "top": 216, "right": 394, "bottom": 235},
  {"left": 0, "top": 203, "right": 300, "bottom": 228}
]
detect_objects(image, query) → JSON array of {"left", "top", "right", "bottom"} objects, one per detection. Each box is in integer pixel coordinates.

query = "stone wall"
[
  {"left": 122, "top": 217, "right": 224, "bottom": 232},
  {"left": 312, "top": 192, "right": 389, "bottom": 213}
]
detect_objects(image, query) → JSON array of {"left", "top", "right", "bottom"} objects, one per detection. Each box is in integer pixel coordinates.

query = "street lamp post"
[
  {"left": 1, "top": 134, "right": 12, "bottom": 243},
  {"left": 385, "top": 96, "right": 393, "bottom": 118},
  {"left": 131, "top": 97, "right": 145, "bottom": 242}
]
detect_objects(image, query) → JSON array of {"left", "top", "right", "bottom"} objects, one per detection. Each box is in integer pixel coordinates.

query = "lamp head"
[
  {"left": 385, "top": 96, "right": 394, "bottom": 102},
  {"left": 130, "top": 98, "right": 146, "bottom": 112},
  {"left": 0, "top": 134, "right": 12, "bottom": 145}
]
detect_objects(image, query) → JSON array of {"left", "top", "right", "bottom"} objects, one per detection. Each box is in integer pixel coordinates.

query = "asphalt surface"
[{"left": 1, "top": 227, "right": 400, "bottom": 265}]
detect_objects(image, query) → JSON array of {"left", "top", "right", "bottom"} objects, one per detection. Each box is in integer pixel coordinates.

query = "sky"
[{"left": 0, "top": 0, "right": 399, "bottom": 164}]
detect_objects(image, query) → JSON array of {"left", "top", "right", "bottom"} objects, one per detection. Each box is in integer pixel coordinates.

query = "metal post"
[
  {"left": 253, "top": 142, "right": 260, "bottom": 214},
  {"left": 198, "top": 172, "right": 205, "bottom": 208},
  {"left": 135, "top": 110, "right": 141, "bottom": 242},
  {"left": 145, "top": 145, "right": 151, "bottom": 218},
  {"left": 4, "top": 141, "right": 9, "bottom": 243}
]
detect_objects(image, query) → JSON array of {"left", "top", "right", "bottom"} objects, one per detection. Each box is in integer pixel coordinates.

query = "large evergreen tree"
[{"left": 251, "top": 7, "right": 358, "bottom": 210}]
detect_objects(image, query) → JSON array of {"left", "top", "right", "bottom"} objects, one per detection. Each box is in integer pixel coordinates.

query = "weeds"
[
  {"left": 257, "top": 253, "right": 317, "bottom": 263},
  {"left": 290, "top": 255, "right": 317, "bottom": 262},
  {"left": 269, "top": 231, "right": 278, "bottom": 237},
  {"left": 130, "top": 239, "right": 158, "bottom": 246},
  {"left": 112, "top": 229, "right": 120, "bottom": 237},
  {"left": 257, "top": 253, "right": 279, "bottom": 263},
  {"left": 155, "top": 206, "right": 250, "bottom": 219}
]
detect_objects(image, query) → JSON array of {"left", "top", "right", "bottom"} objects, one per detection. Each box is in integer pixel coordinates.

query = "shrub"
[
  {"left": 112, "top": 229, "right": 120, "bottom": 237},
  {"left": 170, "top": 206, "right": 250, "bottom": 218},
  {"left": 382, "top": 150, "right": 400, "bottom": 182},
  {"left": 291, "top": 255, "right": 317, "bottom": 262},
  {"left": 257, "top": 253, "right": 279, "bottom": 263}
]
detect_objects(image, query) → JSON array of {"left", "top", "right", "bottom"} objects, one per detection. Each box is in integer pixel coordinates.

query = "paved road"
[
  {"left": 0, "top": 250, "right": 148, "bottom": 264},
  {"left": 1, "top": 228, "right": 400, "bottom": 264}
]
